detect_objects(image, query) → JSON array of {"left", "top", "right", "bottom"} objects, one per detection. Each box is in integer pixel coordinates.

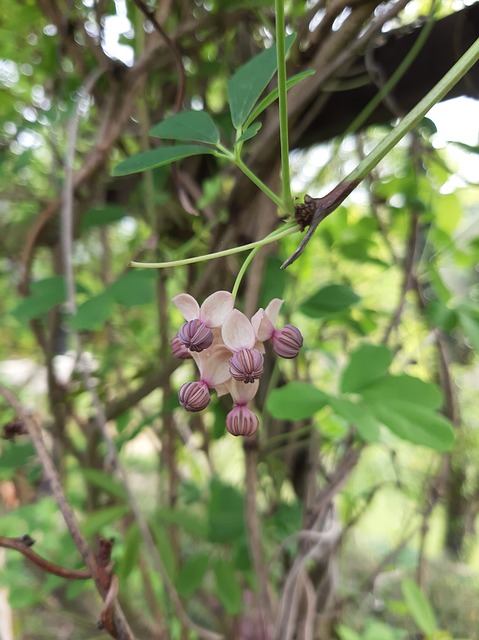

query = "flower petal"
[
  {"left": 194, "top": 346, "right": 232, "bottom": 387},
  {"left": 252, "top": 308, "right": 275, "bottom": 342},
  {"left": 227, "top": 378, "right": 259, "bottom": 405},
  {"left": 200, "top": 291, "right": 234, "bottom": 327},
  {"left": 222, "top": 309, "right": 255, "bottom": 350},
  {"left": 172, "top": 293, "right": 200, "bottom": 321},
  {"left": 265, "top": 298, "right": 283, "bottom": 325}
]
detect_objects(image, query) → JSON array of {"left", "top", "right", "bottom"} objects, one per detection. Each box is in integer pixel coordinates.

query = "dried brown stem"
[
  {"left": 0, "top": 536, "right": 91, "bottom": 580},
  {"left": 131, "top": 0, "right": 186, "bottom": 112},
  {"left": 243, "top": 439, "right": 274, "bottom": 636},
  {"left": 0, "top": 384, "right": 136, "bottom": 640},
  {"left": 281, "top": 180, "right": 360, "bottom": 268}
]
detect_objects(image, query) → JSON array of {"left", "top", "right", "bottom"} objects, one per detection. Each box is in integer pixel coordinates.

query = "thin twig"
[
  {"left": 0, "top": 385, "right": 136, "bottom": 640},
  {"left": 0, "top": 536, "right": 91, "bottom": 580},
  {"left": 243, "top": 439, "right": 274, "bottom": 636},
  {"left": 131, "top": 0, "right": 186, "bottom": 112}
]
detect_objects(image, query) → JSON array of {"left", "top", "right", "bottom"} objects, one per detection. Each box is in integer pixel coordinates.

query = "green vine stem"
[
  {"left": 129, "top": 223, "right": 297, "bottom": 269},
  {"left": 231, "top": 245, "right": 262, "bottom": 301},
  {"left": 344, "top": 0, "right": 437, "bottom": 140},
  {"left": 275, "top": 0, "right": 293, "bottom": 209},
  {"left": 346, "top": 35, "right": 479, "bottom": 183}
]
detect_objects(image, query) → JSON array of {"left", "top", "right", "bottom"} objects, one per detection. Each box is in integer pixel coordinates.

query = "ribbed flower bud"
[
  {"left": 226, "top": 405, "right": 258, "bottom": 437},
  {"left": 178, "top": 319, "right": 214, "bottom": 353},
  {"left": 272, "top": 324, "right": 303, "bottom": 359},
  {"left": 229, "top": 348, "right": 264, "bottom": 383},
  {"left": 178, "top": 381, "right": 210, "bottom": 412},
  {"left": 170, "top": 334, "right": 192, "bottom": 359}
]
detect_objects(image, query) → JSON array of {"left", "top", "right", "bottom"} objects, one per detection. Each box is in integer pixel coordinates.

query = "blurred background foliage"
[{"left": 1, "top": 0, "right": 479, "bottom": 639}]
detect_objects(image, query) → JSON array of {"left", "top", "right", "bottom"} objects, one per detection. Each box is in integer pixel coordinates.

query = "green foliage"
[
  {"left": 112, "top": 145, "right": 217, "bottom": 176},
  {"left": 150, "top": 110, "right": 220, "bottom": 144},
  {"left": 401, "top": 578, "right": 438, "bottom": 636},
  {"left": 207, "top": 479, "right": 245, "bottom": 543},
  {"left": 12, "top": 277, "right": 67, "bottom": 322},
  {"left": 214, "top": 558, "right": 242, "bottom": 614},
  {"left": 227, "top": 33, "right": 295, "bottom": 129},
  {"left": 300, "top": 283, "right": 361, "bottom": 318},
  {"left": 340, "top": 344, "right": 392, "bottom": 393},
  {"left": 267, "top": 381, "right": 329, "bottom": 420}
]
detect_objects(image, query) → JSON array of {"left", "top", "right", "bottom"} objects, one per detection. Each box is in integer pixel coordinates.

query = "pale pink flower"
[
  {"left": 173, "top": 291, "right": 234, "bottom": 326},
  {"left": 225, "top": 379, "right": 259, "bottom": 437},
  {"left": 179, "top": 381, "right": 210, "bottom": 411},
  {"left": 226, "top": 379, "right": 259, "bottom": 436},
  {"left": 170, "top": 334, "right": 192, "bottom": 359},
  {"left": 226, "top": 405, "right": 258, "bottom": 437},
  {"left": 252, "top": 299, "right": 303, "bottom": 359},
  {"left": 222, "top": 310, "right": 264, "bottom": 383},
  {"left": 173, "top": 291, "right": 234, "bottom": 353},
  {"left": 178, "top": 344, "right": 232, "bottom": 412}
]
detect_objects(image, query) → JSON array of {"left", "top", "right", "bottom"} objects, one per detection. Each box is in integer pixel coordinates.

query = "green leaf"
[
  {"left": 156, "top": 507, "right": 207, "bottom": 539},
  {"left": 236, "top": 122, "right": 262, "bottom": 143},
  {"left": 457, "top": 308, "right": 479, "bottom": 352},
  {"left": 69, "top": 291, "right": 114, "bottom": 330},
  {"left": 369, "top": 401, "right": 455, "bottom": 451},
  {"left": 81, "top": 205, "right": 128, "bottom": 231},
  {"left": 328, "top": 397, "right": 380, "bottom": 442},
  {"left": 81, "top": 468, "right": 127, "bottom": 500},
  {"left": 81, "top": 505, "right": 130, "bottom": 537},
  {"left": 300, "top": 283, "right": 361, "bottom": 318},
  {"left": 401, "top": 578, "right": 438, "bottom": 636},
  {"left": 207, "top": 480, "right": 245, "bottom": 543},
  {"left": 112, "top": 145, "right": 216, "bottom": 176},
  {"left": 228, "top": 33, "right": 295, "bottom": 129},
  {"left": 340, "top": 344, "right": 392, "bottom": 393},
  {"left": 150, "top": 521, "right": 177, "bottom": 581},
  {"left": 108, "top": 270, "right": 156, "bottom": 307},
  {"left": 267, "top": 382, "right": 329, "bottom": 420},
  {"left": 244, "top": 69, "right": 315, "bottom": 129},
  {"left": 149, "top": 110, "right": 220, "bottom": 144},
  {"left": 434, "top": 191, "right": 462, "bottom": 234},
  {"left": 177, "top": 553, "right": 210, "bottom": 598},
  {"left": 117, "top": 523, "right": 141, "bottom": 581},
  {"left": 12, "top": 276, "right": 67, "bottom": 321},
  {"left": 214, "top": 558, "right": 242, "bottom": 615},
  {"left": 259, "top": 255, "right": 286, "bottom": 309},
  {"left": 0, "top": 443, "right": 36, "bottom": 479},
  {"left": 336, "top": 626, "right": 362, "bottom": 640},
  {"left": 359, "top": 374, "right": 443, "bottom": 409}
]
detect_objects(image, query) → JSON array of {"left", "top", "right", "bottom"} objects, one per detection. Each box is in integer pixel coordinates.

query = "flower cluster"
[{"left": 171, "top": 291, "right": 303, "bottom": 437}]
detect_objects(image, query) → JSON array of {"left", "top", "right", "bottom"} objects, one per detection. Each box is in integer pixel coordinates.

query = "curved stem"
[
  {"left": 232, "top": 245, "right": 262, "bottom": 301},
  {"left": 235, "top": 156, "right": 284, "bottom": 209},
  {"left": 346, "top": 35, "right": 479, "bottom": 183},
  {"left": 129, "top": 223, "right": 297, "bottom": 269}
]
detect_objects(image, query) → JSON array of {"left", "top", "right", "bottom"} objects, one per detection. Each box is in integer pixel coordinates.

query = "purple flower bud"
[
  {"left": 178, "top": 381, "right": 210, "bottom": 412},
  {"left": 170, "top": 334, "right": 192, "bottom": 359},
  {"left": 229, "top": 348, "right": 264, "bottom": 384},
  {"left": 272, "top": 324, "right": 303, "bottom": 359},
  {"left": 178, "top": 319, "right": 214, "bottom": 353},
  {"left": 226, "top": 405, "right": 258, "bottom": 437}
]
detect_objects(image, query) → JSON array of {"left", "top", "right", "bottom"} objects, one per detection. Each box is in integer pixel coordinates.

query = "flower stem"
[
  {"left": 232, "top": 245, "right": 262, "bottom": 301},
  {"left": 275, "top": 0, "right": 292, "bottom": 209},
  {"left": 129, "top": 223, "right": 297, "bottom": 269},
  {"left": 234, "top": 156, "right": 284, "bottom": 209}
]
